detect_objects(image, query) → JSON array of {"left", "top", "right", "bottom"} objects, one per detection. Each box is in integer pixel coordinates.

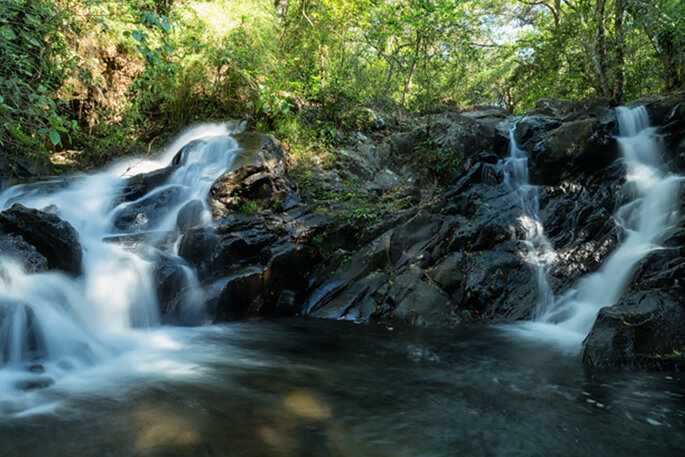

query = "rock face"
[
  {"left": 0, "top": 234, "right": 48, "bottom": 273},
  {"left": 8, "top": 93, "right": 678, "bottom": 371},
  {"left": 0, "top": 204, "right": 82, "bottom": 275},
  {"left": 583, "top": 214, "right": 685, "bottom": 369},
  {"left": 210, "top": 135, "right": 292, "bottom": 216}
]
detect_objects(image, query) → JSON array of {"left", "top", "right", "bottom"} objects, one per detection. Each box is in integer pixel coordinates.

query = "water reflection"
[{"left": 0, "top": 320, "right": 683, "bottom": 457}]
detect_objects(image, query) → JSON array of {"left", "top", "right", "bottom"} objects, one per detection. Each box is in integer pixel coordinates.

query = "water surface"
[{"left": 1, "top": 319, "right": 682, "bottom": 457}]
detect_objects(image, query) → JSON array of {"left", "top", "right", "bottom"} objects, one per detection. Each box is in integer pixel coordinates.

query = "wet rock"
[
  {"left": 312, "top": 272, "right": 390, "bottom": 321},
  {"left": 215, "top": 268, "right": 265, "bottom": 320},
  {"left": 0, "top": 204, "right": 82, "bottom": 275},
  {"left": 389, "top": 209, "right": 440, "bottom": 265},
  {"left": 15, "top": 376, "right": 54, "bottom": 391},
  {"left": 112, "top": 185, "right": 184, "bottom": 232},
  {"left": 176, "top": 199, "right": 207, "bottom": 232},
  {"left": 0, "top": 234, "right": 48, "bottom": 273},
  {"left": 583, "top": 293, "right": 685, "bottom": 370},
  {"left": 390, "top": 268, "right": 458, "bottom": 327},
  {"left": 117, "top": 166, "right": 175, "bottom": 205},
  {"left": 460, "top": 244, "right": 538, "bottom": 319},
  {"left": 528, "top": 117, "right": 618, "bottom": 184},
  {"left": 152, "top": 253, "right": 193, "bottom": 317},
  {"left": 631, "top": 91, "right": 685, "bottom": 128},
  {"left": 429, "top": 252, "right": 465, "bottom": 302},
  {"left": 209, "top": 134, "right": 289, "bottom": 217},
  {"left": 178, "top": 228, "right": 221, "bottom": 277}
]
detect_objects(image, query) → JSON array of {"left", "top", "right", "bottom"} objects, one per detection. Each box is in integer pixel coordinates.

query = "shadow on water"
[{"left": 0, "top": 319, "right": 683, "bottom": 457}]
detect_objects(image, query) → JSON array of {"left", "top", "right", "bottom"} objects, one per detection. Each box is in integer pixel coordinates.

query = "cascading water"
[
  {"left": 0, "top": 123, "right": 243, "bottom": 414},
  {"left": 498, "top": 123, "right": 557, "bottom": 316},
  {"left": 539, "top": 106, "right": 682, "bottom": 338}
]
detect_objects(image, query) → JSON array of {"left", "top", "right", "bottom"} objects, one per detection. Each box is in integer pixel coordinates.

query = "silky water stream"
[{"left": 0, "top": 119, "right": 683, "bottom": 456}]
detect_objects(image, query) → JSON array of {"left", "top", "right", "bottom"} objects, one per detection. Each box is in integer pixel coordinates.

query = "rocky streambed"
[{"left": 1, "top": 93, "right": 684, "bottom": 371}]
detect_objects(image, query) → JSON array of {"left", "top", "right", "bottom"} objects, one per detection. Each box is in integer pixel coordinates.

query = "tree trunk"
[
  {"left": 592, "top": 0, "right": 611, "bottom": 98},
  {"left": 611, "top": 0, "right": 626, "bottom": 103},
  {"left": 402, "top": 33, "right": 422, "bottom": 107}
]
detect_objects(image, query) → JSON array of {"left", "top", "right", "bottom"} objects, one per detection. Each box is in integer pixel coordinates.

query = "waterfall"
[
  {"left": 540, "top": 106, "right": 682, "bottom": 338},
  {"left": 0, "top": 123, "right": 242, "bottom": 411},
  {"left": 499, "top": 123, "right": 557, "bottom": 316}
]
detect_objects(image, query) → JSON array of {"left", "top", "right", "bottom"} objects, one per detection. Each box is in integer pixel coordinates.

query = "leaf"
[
  {"left": 48, "top": 130, "right": 61, "bottom": 146},
  {"left": 132, "top": 31, "right": 143, "bottom": 42},
  {"left": 1, "top": 27, "right": 17, "bottom": 40},
  {"left": 160, "top": 22, "right": 171, "bottom": 32}
]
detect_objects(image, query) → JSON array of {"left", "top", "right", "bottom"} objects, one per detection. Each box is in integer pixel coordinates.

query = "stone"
[
  {"left": 0, "top": 204, "right": 82, "bottom": 275},
  {"left": 116, "top": 166, "right": 175, "bottom": 205},
  {"left": 176, "top": 199, "right": 207, "bottom": 232},
  {"left": 583, "top": 293, "right": 685, "bottom": 370},
  {"left": 215, "top": 268, "right": 265, "bottom": 321},
  {"left": 112, "top": 185, "right": 184, "bottom": 232},
  {"left": 0, "top": 234, "right": 48, "bottom": 273}
]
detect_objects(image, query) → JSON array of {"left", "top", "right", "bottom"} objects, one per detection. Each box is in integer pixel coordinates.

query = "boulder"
[
  {"left": 215, "top": 268, "right": 265, "bottom": 320},
  {"left": 0, "top": 234, "right": 48, "bottom": 273},
  {"left": 152, "top": 253, "right": 194, "bottom": 318},
  {"left": 209, "top": 134, "right": 289, "bottom": 217},
  {"left": 0, "top": 204, "right": 82, "bottom": 275},
  {"left": 528, "top": 117, "right": 618, "bottom": 184},
  {"left": 116, "top": 166, "right": 175, "bottom": 205},
  {"left": 176, "top": 199, "right": 207, "bottom": 232},
  {"left": 112, "top": 185, "right": 184, "bottom": 232},
  {"left": 583, "top": 293, "right": 685, "bottom": 370}
]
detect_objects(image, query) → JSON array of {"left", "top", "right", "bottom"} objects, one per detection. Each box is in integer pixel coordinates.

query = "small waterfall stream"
[
  {"left": 498, "top": 123, "right": 556, "bottom": 316},
  {"left": 540, "top": 106, "right": 682, "bottom": 337},
  {"left": 0, "top": 123, "right": 243, "bottom": 414}
]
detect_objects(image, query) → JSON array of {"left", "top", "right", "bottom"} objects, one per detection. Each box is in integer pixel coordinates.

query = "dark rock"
[
  {"left": 0, "top": 234, "right": 48, "bottom": 273},
  {"left": 389, "top": 133, "right": 414, "bottom": 159},
  {"left": 210, "top": 135, "right": 290, "bottom": 217},
  {"left": 529, "top": 117, "right": 618, "bottom": 184},
  {"left": 15, "top": 376, "right": 54, "bottom": 391},
  {"left": 152, "top": 253, "right": 193, "bottom": 317},
  {"left": 390, "top": 268, "right": 459, "bottom": 327},
  {"left": 309, "top": 271, "right": 389, "bottom": 320},
  {"left": 529, "top": 98, "right": 614, "bottom": 120},
  {"left": 459, "top": 244, "right": 538, "bottom": 319},
  {"left": 112, "top": 185, "right": 184, "bottom": 232},
  {"left": 178, "top": 228, "right": 221, "bottom": 276},
  {"left": 583, "top": 293, "right": 685, "bottom": 370},
  {"left": 116, "top": 167, "right": 175, "bottom": 205},
  {"left": 429, "top": 252, "right": 465, "bottom": 302},
  {"left": 389, "top": 209, "right": 440, "bottom": 265},
  {"left": 215, "top": 268, "right": 265, "bottom": 320},
  {"left": 176, "top": 199, "right": 207, "bottom": 232},
  {"left": 261, "top": 243, "right": 319, "bottom": 315},
  {"left": 0, "top": 204, "right": 82, "bottom": 275}
]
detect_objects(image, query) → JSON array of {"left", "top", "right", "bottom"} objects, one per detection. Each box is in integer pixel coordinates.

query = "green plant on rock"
[
  {"left": 413, "top": 131, "right": 462, "bottom": 185},
  {"left": 238, "top": 200, "right": 260, "bottom": 215}
]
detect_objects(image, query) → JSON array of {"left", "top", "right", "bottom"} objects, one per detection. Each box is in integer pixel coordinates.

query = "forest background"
[{"left": 0, "top": 0, "right": 683, "bottom": 170}]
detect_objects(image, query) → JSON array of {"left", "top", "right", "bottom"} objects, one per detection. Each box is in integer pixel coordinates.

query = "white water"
[
  {"left": 0, "top": 123, "right": 243, "bottom": 415},
  {"left": 499, "top": 124, "right": 557, "bottom": 315},
  {"left": 525, "top": 106, "right": 682, "bottom": 346}
]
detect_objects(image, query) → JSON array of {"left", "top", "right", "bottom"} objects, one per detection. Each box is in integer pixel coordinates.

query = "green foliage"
[
  {"left": 238, "top": 200, "right": 260, "bottom": 215},
  {"left": 0, "top": 0, "right": 78, "bottom": 159},
  {"left": 1, "top": 0, "right": 684, "bottom": 174},
  {"left": 413, "top": 131, "right": 462, "bottom": 185}
]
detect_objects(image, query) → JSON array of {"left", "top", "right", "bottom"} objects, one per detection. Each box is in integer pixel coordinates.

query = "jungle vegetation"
[{"left": 0, "top": 0, "right": 683, "bottom": 166}]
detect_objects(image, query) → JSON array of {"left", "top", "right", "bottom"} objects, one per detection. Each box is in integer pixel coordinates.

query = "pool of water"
[{"left": 1, "top": 319, "right": 683, "bottom": 457}]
